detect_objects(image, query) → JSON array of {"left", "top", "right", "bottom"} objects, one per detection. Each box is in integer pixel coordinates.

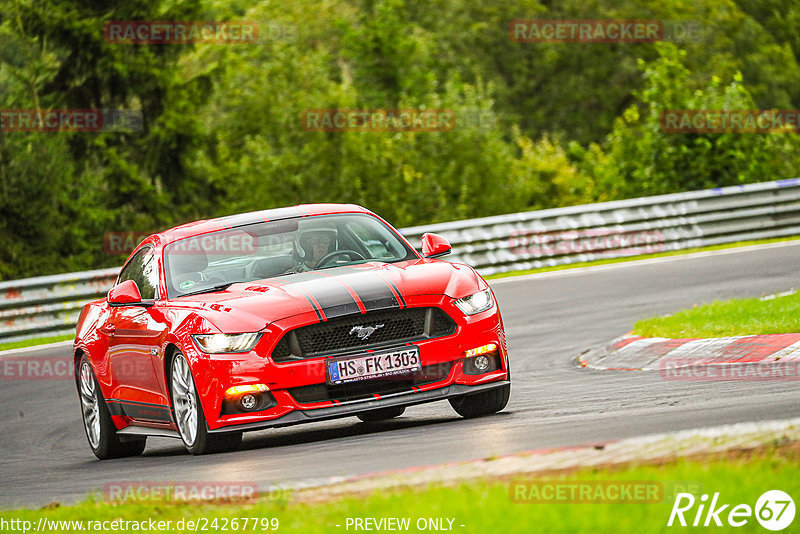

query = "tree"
[{"left": 576, "top": 43, "right": 800, "bottom": 200}]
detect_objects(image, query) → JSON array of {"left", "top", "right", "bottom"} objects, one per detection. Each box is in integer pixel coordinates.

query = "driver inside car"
[{"left": 287, "top": 228, "right": 337, "bottom": 273}]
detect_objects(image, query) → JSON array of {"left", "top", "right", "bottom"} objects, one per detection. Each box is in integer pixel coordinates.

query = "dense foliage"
[{"left": 2, "top": 0, "right": 800, "bottom": 279}]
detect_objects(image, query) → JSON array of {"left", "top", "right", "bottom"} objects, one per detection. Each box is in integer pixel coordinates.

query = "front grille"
[
  {"left": 271, "top": 307, "right": 456, "bottom": 362},
  {"left": 289, "top": 362, "right": 452, "bottom": 403}
]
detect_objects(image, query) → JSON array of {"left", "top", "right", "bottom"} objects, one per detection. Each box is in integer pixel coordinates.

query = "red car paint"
[{"left": 74, "top": 204, "right": 510, "bottom": 436}]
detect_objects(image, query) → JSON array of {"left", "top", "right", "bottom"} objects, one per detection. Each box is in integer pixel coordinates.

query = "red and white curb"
[{"left": 579, "top": 333, "right": 800, "bottom": 372}]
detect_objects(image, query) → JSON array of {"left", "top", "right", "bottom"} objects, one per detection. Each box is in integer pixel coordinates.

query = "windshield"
[{"left": 163, "top": 213, "right": 416, "bottom": 298}]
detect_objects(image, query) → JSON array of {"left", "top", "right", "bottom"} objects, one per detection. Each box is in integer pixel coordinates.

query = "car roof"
[{"left": 153, "top": 203, "right": 373, "bottom": 246}]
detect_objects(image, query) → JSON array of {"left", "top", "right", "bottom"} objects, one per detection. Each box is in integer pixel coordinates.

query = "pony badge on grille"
[{"left": 349, "top": 324, "right": 385, "bottom": 340}]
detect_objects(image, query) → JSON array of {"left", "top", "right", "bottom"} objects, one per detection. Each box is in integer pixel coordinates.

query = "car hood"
[{"left": 166, "top": 259, "right": 485, "bottom": 333}]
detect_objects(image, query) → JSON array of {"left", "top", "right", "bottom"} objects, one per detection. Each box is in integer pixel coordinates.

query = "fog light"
[
  {"left": 464, "top": 351, "right": 499, "bottom": 375},
  {"left": 474, "top": 355, "right": 491, "bottom": 372},
  {"left": 221, "top": 389, "right": 277, "bottom": 415},
  {"left": 240, "top": 394, "right": 257, "bottom": 411}
]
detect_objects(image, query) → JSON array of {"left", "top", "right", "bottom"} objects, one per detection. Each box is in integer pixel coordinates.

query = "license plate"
[{"left": 327, "top": 346, "right": 421, "bottom": 384}]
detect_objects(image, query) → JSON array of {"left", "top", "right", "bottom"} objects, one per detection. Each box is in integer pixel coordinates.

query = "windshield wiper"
[{"left": 179, "top": 282, "right": 235, "bottom": 298}]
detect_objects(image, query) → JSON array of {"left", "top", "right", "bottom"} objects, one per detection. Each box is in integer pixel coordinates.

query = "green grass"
[
  {"left": 634, "top": 291, "right": 800, "bottom": 338},
  {"left": 0, "top": 333, "right": 73, "bottom": 352},
  {"left": 2, "top": 445, "right": 798, "bottom": 533},
  {"left": 486, "top": 235, "right": 800, "bottom": 280}
]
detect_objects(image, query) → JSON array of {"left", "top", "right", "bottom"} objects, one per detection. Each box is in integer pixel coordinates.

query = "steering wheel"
[{"left": 316, "top": 249, "right": 366, "bottom": 268}]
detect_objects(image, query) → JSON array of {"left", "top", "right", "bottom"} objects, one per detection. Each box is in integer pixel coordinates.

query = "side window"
[{"left": 118, "top": 247, "right": 159, "bottom": 300}]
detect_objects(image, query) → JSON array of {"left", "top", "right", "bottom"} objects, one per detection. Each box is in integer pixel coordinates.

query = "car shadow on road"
[{"left": 140, "top": 411, "right": 512, "bottom": 458}]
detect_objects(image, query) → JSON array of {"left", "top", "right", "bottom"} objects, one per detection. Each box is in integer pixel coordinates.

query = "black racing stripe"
[
  {"left": 283, "top": 272, "right": 361, "bottom": 319},
  {"left": 280, "top": 271, "right": 327, "bottom": 283},
  {"left": 216, "top": 208, "right": 304, "bottom": 230},
  {"left": 337, "top": 272, "right": 399, "bottom": 311},
  {"left": 283, "top": 269, "right": 404, "bottom": 313},
  {"left": 265, "top": 207, "right": 306, "bottom": 220},
  {"left": 274, "top": 272, "right": 326, "bottom": 320},
  {"left": 304, "top": 280, "right": 361, "bottom": 318},
  {"left": 382, "top": 277, "right": 406, "bottom": 308},
  {"left": 107, "top": 400, "right": 124, "bottom": 417},
  {"left": 300, "top": 291, "right": 324, "bottom": 321},
  {"left": 107, "top": 398, "right": 165, "bottom": 407},
  {"left": 107, "top": 399, "right": 172, "bottom": 422},
  {"left": 268, "top": 273, "right": 325, "bottom": 322}
]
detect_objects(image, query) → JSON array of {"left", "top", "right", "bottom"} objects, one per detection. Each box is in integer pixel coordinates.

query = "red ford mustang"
[{"left": 74, "top": 205, "right": 510, "bottom": 457}]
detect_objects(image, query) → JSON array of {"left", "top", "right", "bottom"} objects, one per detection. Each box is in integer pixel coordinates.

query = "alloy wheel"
[
  {"left": 171, "top": 355, "right": 199, "bottom": 446},
  {"left": 79, "top": 362, "right": 101, "bottom": 449}
]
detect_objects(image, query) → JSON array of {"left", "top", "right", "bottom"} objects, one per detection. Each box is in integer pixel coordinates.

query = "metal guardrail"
[
  {"left": 401, "top": 178, "right": 800, "bottom": 274},
  {"left": 0, "top": 268, "right": 119, "bottom": 343},
  {"left": 2, "top": 178, "right": 799, "bottom": 343}
]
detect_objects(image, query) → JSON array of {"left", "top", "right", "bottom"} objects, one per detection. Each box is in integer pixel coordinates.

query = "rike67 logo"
[{"left": 668, "top": 490, "right": 795, "bottom": 530}]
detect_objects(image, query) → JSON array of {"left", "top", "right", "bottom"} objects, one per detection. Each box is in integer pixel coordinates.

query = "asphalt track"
[{"left": 2, "top": 242, "right": 800, "bottom": 509}]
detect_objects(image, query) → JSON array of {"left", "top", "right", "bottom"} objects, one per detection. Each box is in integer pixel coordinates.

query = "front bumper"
[
  {"left": 183, "top": 299, "right": 509, "bottom": 432},
  {"left": 207, "top": 380, "right": 510, "bottom": 433}
]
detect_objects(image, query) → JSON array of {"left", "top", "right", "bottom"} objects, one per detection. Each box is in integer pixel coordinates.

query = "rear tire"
[
  {"left": 449, "top": 384, "right": 510, "bottom": 418},
  {"left": 77, "top": 356, "right": 146, "bottom": 460},
  {"left": 357, "top": 406, "right": 405, "bottom": 423},
  {"left": 170, "top": 351, "right": 242, "bottom": 455}
]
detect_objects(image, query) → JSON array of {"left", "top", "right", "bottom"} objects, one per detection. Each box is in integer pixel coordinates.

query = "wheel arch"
[
  {"left": 163, "top": 342, "right": 181, "bottom": 408},
  {"left": 73, "top": 348, "right": 86, "bottom": 390}
]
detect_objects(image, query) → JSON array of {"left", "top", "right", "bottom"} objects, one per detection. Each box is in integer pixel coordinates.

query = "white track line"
[{"left": 0, "top": 340, "right": 72, "bottom": 359}]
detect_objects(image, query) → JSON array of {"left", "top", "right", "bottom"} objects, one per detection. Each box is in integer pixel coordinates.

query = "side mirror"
[
  {"left": 421, "top": 233, "right": 452, "bottom": 258},
  {"left": 108, "top": 280, "right": 143, "bottom": 306}
]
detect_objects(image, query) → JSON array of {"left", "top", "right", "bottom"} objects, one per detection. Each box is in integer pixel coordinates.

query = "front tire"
[
  {"left": 77, "top": 356, "right": 146, "bottom": 460},
  {"left": 449, "top": 384, "right": 510, "bottom": 418},
  {"left": 170, "top": 351, "right": 242, "bottom": 455},
  {"left": 357, "top": 406, "right": 405, "bottom": 422}
]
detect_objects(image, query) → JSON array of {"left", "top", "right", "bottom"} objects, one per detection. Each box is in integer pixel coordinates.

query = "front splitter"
[{"left": 208, "top": 381, "right": 511, "bottom": 433}]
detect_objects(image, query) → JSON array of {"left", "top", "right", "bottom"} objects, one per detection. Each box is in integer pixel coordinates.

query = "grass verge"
[
  {"left": 485, "top": 235, "right": 800, "bottom": 280},
  {"left": 634, "top": 291, "right": 800, "bottom": 338},
  {"left": 2, "top": 444, "right": 798, "bottom": 533},
  {"left": 0, "top": 333, "right": 73, "bottom": 353}
]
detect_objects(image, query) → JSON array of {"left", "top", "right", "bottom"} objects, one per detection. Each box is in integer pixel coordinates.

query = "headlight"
[
  {"left": 453, "top": 289, "right": 494, "bottom": 315},
  {"left": 192, "top": 333, "right": 262, "bottom": 354}
]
